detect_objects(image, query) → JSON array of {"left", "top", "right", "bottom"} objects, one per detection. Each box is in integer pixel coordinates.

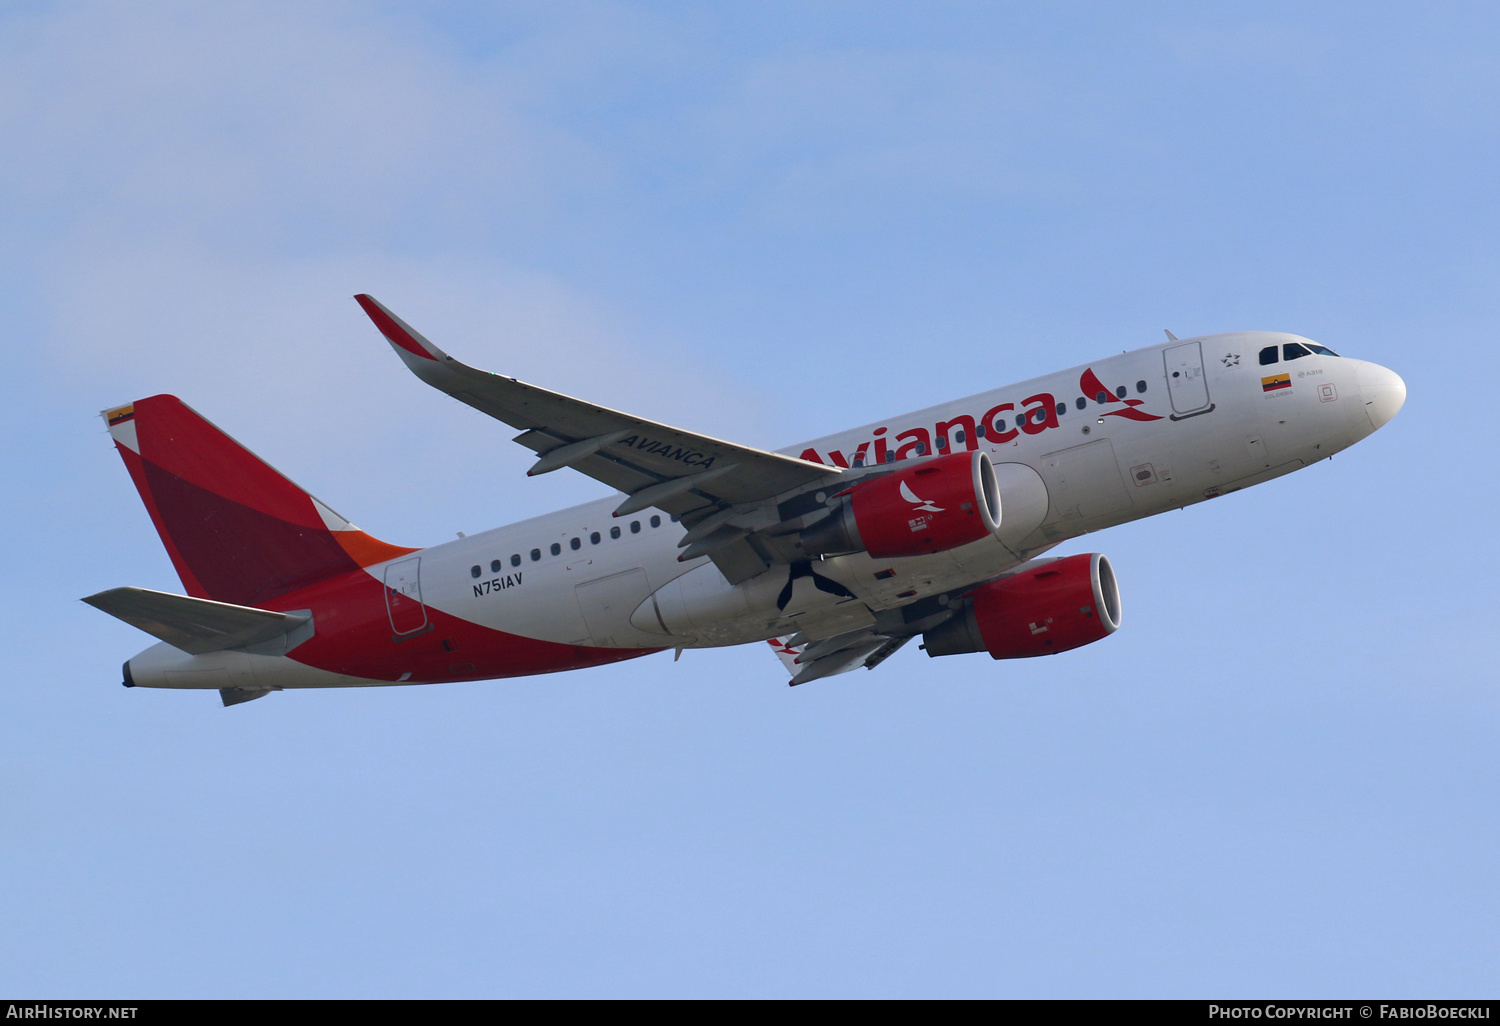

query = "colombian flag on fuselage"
[{"left": 1261, "top": 374, "right": 1290, "bottom": 393}]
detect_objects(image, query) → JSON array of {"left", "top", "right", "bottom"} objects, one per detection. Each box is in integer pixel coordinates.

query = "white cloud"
[
  {"left": 0, "top": 0, "right": 781, "bottom": 541},
  {"left": 0, "top": 1, "right": 576, "bottom": 240}
]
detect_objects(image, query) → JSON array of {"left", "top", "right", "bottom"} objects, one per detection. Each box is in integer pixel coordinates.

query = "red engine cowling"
[
  {"left": 922, "top": 553, "right": 1121, "bottom": 659},
  {"left": 800, "top": 450, "right": 1001, "bottom": 559}
]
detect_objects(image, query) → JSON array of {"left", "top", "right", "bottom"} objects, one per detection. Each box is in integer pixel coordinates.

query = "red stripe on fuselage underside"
[
  {"left": 263, "top": 568, "right": 664, "bottom": 684},
  {"left": 140, "top": 458, "right": 362, "bottom": 606}
]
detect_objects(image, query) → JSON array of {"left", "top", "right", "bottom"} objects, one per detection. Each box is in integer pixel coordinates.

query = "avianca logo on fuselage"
[{"left": 798, "top": 366, "right": 1164, "bottom": 467}]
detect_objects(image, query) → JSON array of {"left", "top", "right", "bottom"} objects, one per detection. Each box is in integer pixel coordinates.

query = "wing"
[
  {"left": 356, "top": 294, "right": 844, "bottom": 582},
  {"left": 769, "top": 582, "right": 1001, "bottom": 684},
  {"left": 768, "top": 630, "right": 911, "bottom": 686}
]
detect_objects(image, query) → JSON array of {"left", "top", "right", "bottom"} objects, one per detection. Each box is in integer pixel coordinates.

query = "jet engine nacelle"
[
  {"left": 801, "top": 450, "right": 1002, "bottom": 559},
  {"left": 922, "top": 552, "right": 1121, "bottom": 659}
]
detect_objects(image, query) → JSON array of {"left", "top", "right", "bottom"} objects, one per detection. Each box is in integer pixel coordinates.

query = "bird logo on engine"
[{"left": 900, "top": 480, "right": 944, "bottom": 513}]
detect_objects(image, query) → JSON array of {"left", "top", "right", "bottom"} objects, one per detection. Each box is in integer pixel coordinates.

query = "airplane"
[{"left": 83, "top": 297, "right": 1407, "bottom": 705}]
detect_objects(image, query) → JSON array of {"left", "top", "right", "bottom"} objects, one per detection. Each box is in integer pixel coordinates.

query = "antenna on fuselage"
[{"left": 1164, "top": 329, "right": 1178, "bottom": 342}]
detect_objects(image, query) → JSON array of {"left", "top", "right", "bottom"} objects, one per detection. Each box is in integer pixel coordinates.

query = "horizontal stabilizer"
[{"left": 82, "top": 587, "right": 309, "bottom": 655}]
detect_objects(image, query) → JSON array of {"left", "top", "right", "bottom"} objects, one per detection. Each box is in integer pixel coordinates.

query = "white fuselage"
[{"left": 405, "top": 332, "right": 1392, "bottom": 650}]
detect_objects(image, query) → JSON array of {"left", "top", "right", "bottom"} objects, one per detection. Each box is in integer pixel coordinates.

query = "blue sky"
[{"left": 3, "top": 1, "right": 1497, "bottom": 997}]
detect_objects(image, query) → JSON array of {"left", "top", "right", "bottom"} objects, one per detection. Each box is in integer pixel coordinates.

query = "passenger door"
[
  {"left": 1163, "top": 341, "right": 1213, "bottom": 418},
  {"left": 384, "top": 557, "right": 428, "bottom": 636}
]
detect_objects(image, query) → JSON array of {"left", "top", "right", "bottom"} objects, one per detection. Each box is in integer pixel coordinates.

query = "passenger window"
[
  {"left": 511, "top": 554, "right": 521, "bottom": 567},
  {"left": 935, "top": 436, "right": 947, "bottom": 449},
  {"left": 884, "top": 452, "right": 895, "bottom": 463},
  {"left": 1283, "top": 343, "right": 1311, "bottom": 360},
  {"left": 1095, "top": 391, "right": 1108, "bottom": 403},
  {"left": 570, "top": 537, "right": 581, "bottom": 550},
  {"left": 470, "top": 565, "right": 481, "bottom": 579},
  {"left": 975, "top": 424, "right": 986, "bottom": 438},
  {"left": 954, "top": 429, "right": 965, "bottom": 443},
  {"left": 550, "top": 543, "right": 561, "bottom": 556},
  {"left": 530, "top": 548, "right": 541, "bottom": 562},
  {"left": 1075, "top": 397, "right": 1087, "bottom": 410},
  {"left": 915, "top": 441, "right": 927, "bottom": 454},
  {"left": 630, "top": 521, "right": 641, "bottom": 534},
  {"left": 1136, "top": 380, "right": 1146, "bottom": 393},
  {"left": 650, "top": 515, "right": 661, "bottom": 528},
  {"left": 994, "top": 418, "right": 1006, "bottom": 432},
  {"left": 490, "top": 559, "right": 502, "bottom": 573},
  {"left": 1055, "top": 403, "right": 1066, "bottom": 416},
  {"left": 1115, "top": 385, "right": 1127, "bottom": 398},
  {"left": 590, "top": 531, "right": 600, "bottom": 545},
  {"left": 1259, "top": 346, "right": 1279, "bottom": 365}
]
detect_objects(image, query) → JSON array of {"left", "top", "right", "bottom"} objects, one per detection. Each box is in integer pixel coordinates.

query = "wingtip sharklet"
[{"left": 354, "top": 294, "right": 444, "bottom": 363}]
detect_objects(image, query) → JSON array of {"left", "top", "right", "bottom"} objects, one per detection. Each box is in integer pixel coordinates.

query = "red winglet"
[{"left": 354, "top": 294, "right": 440, "bottom": 362}]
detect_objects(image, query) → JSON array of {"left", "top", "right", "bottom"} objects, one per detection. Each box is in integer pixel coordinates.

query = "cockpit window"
[
  {"left": 1305, "top": 343, "right": 1339, "bottom": 357},
  {"left": 1259, "top": 346, "right": 1278, "bottom": 365},
  {"left": 1283, "top": 343, "right": 1311, "bottom": 360}
]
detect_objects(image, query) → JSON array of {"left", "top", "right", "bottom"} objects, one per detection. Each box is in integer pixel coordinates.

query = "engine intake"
[
  {"left": 923, "top": 552, "right": 1121, "bottom": 659},
  {"left": 801, "top": 450, "right": 1001, "bottom": 559}
]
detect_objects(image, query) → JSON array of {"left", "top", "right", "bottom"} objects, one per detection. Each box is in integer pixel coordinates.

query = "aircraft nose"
[{"left": 1356, "top": 361, "right": 1407, "bottom": 431}]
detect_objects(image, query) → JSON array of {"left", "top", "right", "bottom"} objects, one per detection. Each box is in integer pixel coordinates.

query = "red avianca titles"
[{"left": 85, "top": 298, "right": 1407, "bottom": 705}]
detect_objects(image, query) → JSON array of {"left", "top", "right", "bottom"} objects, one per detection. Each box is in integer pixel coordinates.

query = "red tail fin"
[{"left": 103, "top": 396, "right": 416, "bottom": 607}]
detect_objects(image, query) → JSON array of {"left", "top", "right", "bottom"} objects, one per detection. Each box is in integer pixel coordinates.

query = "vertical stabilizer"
[{"left": 103, "top": 396, "right": 416, "bottom": 606}]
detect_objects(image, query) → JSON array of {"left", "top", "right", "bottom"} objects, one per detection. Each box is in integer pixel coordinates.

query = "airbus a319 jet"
[{"left": 84, "top": 296, "right": 1406, "bottom": 705}]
